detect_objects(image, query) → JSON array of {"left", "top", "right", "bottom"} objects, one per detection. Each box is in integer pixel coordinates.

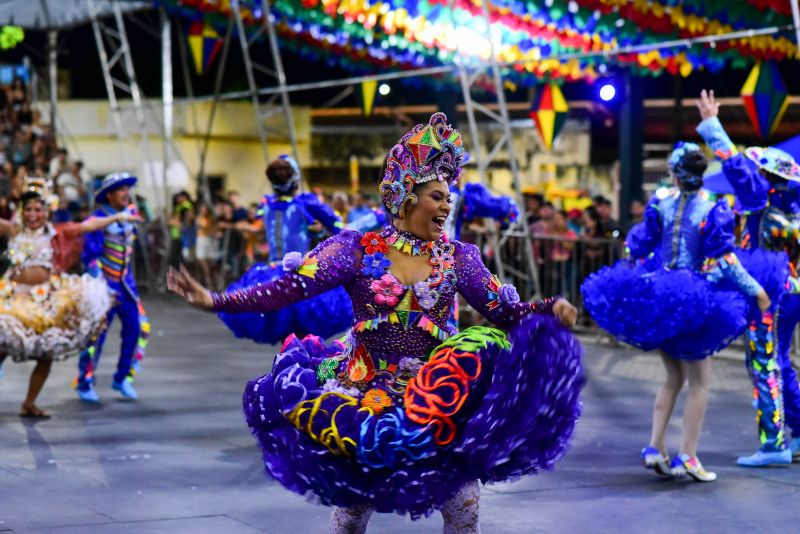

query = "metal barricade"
[{"left": 529, "top": 234, "right": 624, "bottom": 318}]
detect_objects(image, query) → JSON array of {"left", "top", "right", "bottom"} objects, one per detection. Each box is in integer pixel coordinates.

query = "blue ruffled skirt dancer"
[
  {"left": 582, "top": 143, "right": 769, "bottom": 481},
  {"left": 218, "top": 156, "right": 352, "bottom": 344}
]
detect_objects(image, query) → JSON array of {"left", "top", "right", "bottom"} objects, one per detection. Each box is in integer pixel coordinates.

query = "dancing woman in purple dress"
[{"left": 168, "top": 113, "right": 584, "bottom": 533}]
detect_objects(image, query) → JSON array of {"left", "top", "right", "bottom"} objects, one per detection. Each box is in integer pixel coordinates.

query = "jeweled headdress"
[{"left": 379, "top": 112, "right": 464, "bottom": 216}]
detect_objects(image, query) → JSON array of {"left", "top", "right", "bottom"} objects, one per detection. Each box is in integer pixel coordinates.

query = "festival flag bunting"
[
  {"left": 188, "top": 19, "right": 223, "bottom": 75},
  {"left": 529, "top": 83, "right": 569, "bottom": 150},
  {"left": 740, "top": 61, "right": 791, "bottom": 139}
]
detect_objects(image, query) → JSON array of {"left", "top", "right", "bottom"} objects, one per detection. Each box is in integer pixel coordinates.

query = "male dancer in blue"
[
  {"left": 74, "top": 173, "right": 148, "bottom": 402},
  {"left": 696, "top": 89, "right": 800, "bottom": 466}
]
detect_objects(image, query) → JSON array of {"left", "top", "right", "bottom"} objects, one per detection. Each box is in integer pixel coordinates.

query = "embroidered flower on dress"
[
  {"left": 362, "top": 252, "right": 391, "bottom": 278},
  {"left": 316, "top": 357, "right": 340, "bottom": 383},
  {"left": 321, "top": 379, "right": 360, "bottom": 397},
  {"left": 371, "top": 274, "right": 404, "bottom": 307},
  {"left": 361, "top": 388, "right": 393, "bottom": 415},
  {"left": 498, "top": 284, "right": 520, "bottom": 305},
  {"left": 297, "top": 256, "right": 319, "bottom": 278},
  {"left": 412, "top": 281, "right": 437, "bottom": 310},
  {"left": 31, "top": 284, "right": 49, "bottom": 303},
  {"left": 360, "top": 232, "right": 388, "bottom": 255},
  {"left": 282, "top": 251, "right": 304, "bottom": 271}
]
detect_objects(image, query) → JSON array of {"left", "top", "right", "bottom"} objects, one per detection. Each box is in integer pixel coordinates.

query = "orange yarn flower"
[
  {"left": 361, "top": 388, "right": 393, "bottom": 414},
  {"left": 404, "top": 346, "right": 481, "bottom": 445}
]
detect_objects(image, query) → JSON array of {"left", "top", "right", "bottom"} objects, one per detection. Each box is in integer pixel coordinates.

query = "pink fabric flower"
[{"left": 371, "top": 274, "right": 404, "bottom": 307}]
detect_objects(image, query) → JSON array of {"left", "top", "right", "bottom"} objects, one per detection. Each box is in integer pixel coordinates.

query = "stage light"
[
  {"left": 599, "top": 83, "right": 616, "bottom": 102},
  {"left": 378, "top": 83, "right": 391, "bottom": 96}
]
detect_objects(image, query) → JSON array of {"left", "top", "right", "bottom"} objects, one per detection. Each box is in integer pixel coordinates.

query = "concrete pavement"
[{"left": 1, "top": 295, "right": 799, "bottom": 533}]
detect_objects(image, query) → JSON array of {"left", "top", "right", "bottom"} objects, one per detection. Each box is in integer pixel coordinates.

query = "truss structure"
[
  {"left": 86, "top": 0, "right": 158, "bottom": 288},
  {"left": 229, "top": 0, "right": 300, "bottom": 166},
  {"left": 456, "top": 0, "right": 541, "bottom": 298}
]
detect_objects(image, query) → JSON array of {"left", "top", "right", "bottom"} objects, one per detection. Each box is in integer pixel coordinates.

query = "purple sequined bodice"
[{"left": 212, "top": 228, "right": 554, "bottom": 358}]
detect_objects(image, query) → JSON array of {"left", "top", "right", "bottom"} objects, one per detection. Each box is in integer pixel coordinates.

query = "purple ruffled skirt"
[
  {"left": 581, "top": 260, "right": 750, "bottom": 360},
  {"left": 242, "top": 316, "right": 584, "bottom": 518},
  {"left": 218, "top": 262, "right": 353, "bottom": 344}
]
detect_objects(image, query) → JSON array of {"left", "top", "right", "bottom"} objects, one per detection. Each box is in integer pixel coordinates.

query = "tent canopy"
[{"left": 0, "top": 0, "right": 150, "bottom": 31}]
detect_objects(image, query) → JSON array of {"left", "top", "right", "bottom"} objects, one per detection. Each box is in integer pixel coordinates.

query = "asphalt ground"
[{"left": 1, "top": 295, "right": 799, "bottom": 533}]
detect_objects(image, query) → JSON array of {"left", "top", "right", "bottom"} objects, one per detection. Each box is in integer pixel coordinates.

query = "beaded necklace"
[{"left": 382, "top": 225, "right": 438, "bottom": 256}]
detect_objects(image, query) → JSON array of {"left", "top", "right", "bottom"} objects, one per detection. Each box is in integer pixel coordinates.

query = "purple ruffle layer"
[
  {"left": 582, "top": 260, "right": 749, "bottom": 359},
  {"left": 242, "top": 316, "right": 583, "bottom": 518}
]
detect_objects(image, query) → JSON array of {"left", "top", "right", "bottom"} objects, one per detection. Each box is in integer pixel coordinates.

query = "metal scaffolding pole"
[
  {"left": 456, "top": 0, "right": 541, "bottom": 298},
  {"left": 87, "top": 0, "right": 157, "bottom": 289},
  {"left": 229, "top": 0, "right": 301, "bottom": 167}
]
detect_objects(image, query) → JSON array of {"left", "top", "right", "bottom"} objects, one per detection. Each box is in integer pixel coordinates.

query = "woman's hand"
[
  {"left": 756, "top": 289, "right": 771, "bottom": 313},
  {"left": 695, "top": 89, "right": 720, "bottom": 121},
  {"left": 553, "top": 298, "right": 578, "bottom": 328},
  {"left": 167, "top": 265, "right": 214, "bottom": 310}
]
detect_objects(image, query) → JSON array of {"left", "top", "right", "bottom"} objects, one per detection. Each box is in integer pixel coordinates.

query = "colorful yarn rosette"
[{"left": 379, "top": 113, "right": 464, "bottom": 216}]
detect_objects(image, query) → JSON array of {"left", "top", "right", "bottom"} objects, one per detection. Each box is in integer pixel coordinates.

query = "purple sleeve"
[
  {"left": 454, "top": 241, "right": 558, "bottom": 330},
  {"left": 625, "top": 197, "right": 662, "bottom": 258},
  {"left": 211, "top": 229, "right": 362, "bottom": 312}
]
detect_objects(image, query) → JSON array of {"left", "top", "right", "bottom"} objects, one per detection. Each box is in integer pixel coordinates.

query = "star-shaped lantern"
[
  {"left": 529, "top": 83, "right": 569, "bottom": 150},
  {"left": 741, "top": 61, "right": 790, "bottom": 140}
]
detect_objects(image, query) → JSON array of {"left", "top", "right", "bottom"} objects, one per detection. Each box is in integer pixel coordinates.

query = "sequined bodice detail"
[
  {"left": 7, "top": 225, "right": 55, "bottom": 272},
  {"left": 263, "top": 196, "right": 311, "bottom": 262},
  {"left": 347, "top": 228, "right": 458, "bottom": 358},
  {"left": 659, "top": 192, "right": 712, "bottom": 270}
]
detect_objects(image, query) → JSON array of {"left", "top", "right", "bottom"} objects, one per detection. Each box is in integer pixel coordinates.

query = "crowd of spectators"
[
  {"left": 0, "top": 77, "right": 94, "bottom": 226},
  {"left": 0, "top": 76, "right": 635, "bottom": 304},
  {"left": 167, "top": 188, "right": 385, "bottom": 291},
  {"left": 524, "top": 191, "right": 642, "bottom": 303}
]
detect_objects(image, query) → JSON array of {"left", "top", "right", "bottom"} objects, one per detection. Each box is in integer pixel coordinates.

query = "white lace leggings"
[{"left": 329, "top": 480, "right": 480, "bottom": 534}]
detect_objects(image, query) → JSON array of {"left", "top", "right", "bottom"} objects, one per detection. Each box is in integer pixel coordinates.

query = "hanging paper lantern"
[
  {"left": 188, "top": 19, "right": 223, "bottom": 75},
  {"left": 359, "top": 80, "right": 378, "bottom": 117},
  {"left": 741, "top": 61, "right": 791, "bottom": 139},
  {"left": 529, "top": 83, "right": 569, "bottom": 150}
]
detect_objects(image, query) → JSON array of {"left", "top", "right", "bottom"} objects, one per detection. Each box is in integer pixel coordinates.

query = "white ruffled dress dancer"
[{"left": 0, "top": 190, "right": 131, "bottom": 417}]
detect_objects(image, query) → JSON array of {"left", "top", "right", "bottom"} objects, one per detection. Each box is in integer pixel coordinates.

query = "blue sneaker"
[
  {"left": 112, "top": 379, "right": 138, "bottom": 400},
  {"left": 77, "top": 385, "right": 100, "bottom": 403},
  {"left": 790, "top": 438, "right": 800, "bottom": 463},
  {"left": 736, "top": 449, "right": 792, "bottom": 467},
  {"left": 641, "top": 446, "right": 672, "bottom": 477}
]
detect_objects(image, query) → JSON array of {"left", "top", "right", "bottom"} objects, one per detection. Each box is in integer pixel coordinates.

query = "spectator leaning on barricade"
[
  {"left": 169, "top": 191, "right": 193, "bottom": 268},
  {"left": 593, "top": 195, "right": 622, "bottom": 239},
  {"left": 524, "top": 191, "right": 545, "bottom": 225},
  {"left": 545, "top": 210, "right": 578, "bottom": 299},
  {"left": 580, "top": 206, "right": 608, "bottom": 282},
  {"left": 194, "top": 201, "right": 218, "bottom": 289},
  {"left": 625, "top": 198, "right": 646, "bottom": 235}
]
